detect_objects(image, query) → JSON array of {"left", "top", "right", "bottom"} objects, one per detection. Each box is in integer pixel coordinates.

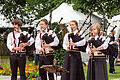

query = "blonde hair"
[{"left": 90, "top": 23, "right": 101, "bottom": 36}]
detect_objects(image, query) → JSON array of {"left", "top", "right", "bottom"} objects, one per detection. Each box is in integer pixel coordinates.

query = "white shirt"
[
  {"left": 63, "top": 29, "right": 86, "bottom": 50},
  {"left": 35, "top": 29, "right": 59, "bottom": 53},
  {"left": 7, "top": 30, "right": 34, "bottom": 51},
  {"left": 86, "top": 35, "right": 110, "bottom": 54}
]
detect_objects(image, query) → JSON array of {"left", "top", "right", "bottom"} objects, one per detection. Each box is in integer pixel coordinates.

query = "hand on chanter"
[
  {"left": 88, "top": 50, "right": 93, "bottom": 58},
  {"left": 42, "top": 43, "right": 51, "bottom": 48},
  {"left": 66, "top": 46, "right": 70, "bottom": 51},
  {"left": 69, "top": 42, "right": 76, "bottom": 46},
  {"left": 91, "top": 47, "right": 97, "bottom": 53},
  {"left": 19, "top": 42, "right": 30, "bottom": 47},
  {"left": 40, "top": 48, "right": 45, "bottom": 53},
  {"left": 13, "top": 47, "right": 22, "bottom": 51}
]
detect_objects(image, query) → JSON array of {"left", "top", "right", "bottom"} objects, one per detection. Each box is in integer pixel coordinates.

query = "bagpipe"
[
  {"left": 0, "top": 29, "right": 10, "bottom": 43},
  {"left": 68, "top": 11, "right": 92, "bottom": 52},
  {"left": 18, "top": 30, "right": 35, "bottom": 50},
  {"left": 41, "top": 17, "right": 64, "bottom": 49},
  {"left": 18, "top": 30, "right": 35, "bottom": 61},
  {"left": 88, "top": 25, "right": 118, "bottom": 55}
]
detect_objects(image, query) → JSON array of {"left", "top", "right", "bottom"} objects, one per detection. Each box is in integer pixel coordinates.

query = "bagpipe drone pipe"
[
  {"left": 67, "top": 11, "right": 92, "bottom": 52},
  {"left": 88, "top": 25, "right": 118, "bottom": 55}
]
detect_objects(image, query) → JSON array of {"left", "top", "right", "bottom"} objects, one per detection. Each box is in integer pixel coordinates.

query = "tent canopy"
[
  {"left": 36, "top": 3, "right": 84, "bottom": 24},
  {"left": 112, "top": 15, "right": 120, "bottom": 21}
]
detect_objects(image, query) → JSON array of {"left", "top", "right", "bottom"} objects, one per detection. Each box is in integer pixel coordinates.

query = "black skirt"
[
  {"left": 87, "top": 57, "right": 108, "bottom": 80},
  {"left": 61, "top": 51, "right": 85, "bottom": 80}
]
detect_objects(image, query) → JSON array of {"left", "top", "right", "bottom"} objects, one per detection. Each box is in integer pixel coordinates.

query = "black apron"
[
  {"left": 61, "top": 51, "right": 85, "bottom": 80},
  {"left": 87, "top": 57, "right": 108, "bottom": 80}
]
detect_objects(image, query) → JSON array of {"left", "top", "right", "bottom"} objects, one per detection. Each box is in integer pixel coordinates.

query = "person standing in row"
[
  {"left": 7, "top": 19, "right": 34, "bottom": 80},
  {"left": 61, "top": 20, "right": 85, "bottom": 80},
  {"left": 108, "top": 29, "right": 118, "bottom": 74},
  {"left": 35, "top": 19, "right": 59, "bottom": 80},
  {"left": 86, "top": 23, "right": 109, "bottom": 80}
]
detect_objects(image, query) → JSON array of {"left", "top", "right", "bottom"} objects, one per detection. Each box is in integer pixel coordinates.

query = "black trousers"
[
  {"left": 10, "top": 54, "right": 26, "bottom": 80},
  {"left": 35, "top": 54, "right": 39, "bottom": 65},
  {"left": 109, "top": 54, "right": 115, "bottom": 72},
  {"left": 39, "top": 55, "right": 54, "bottom": 80}
]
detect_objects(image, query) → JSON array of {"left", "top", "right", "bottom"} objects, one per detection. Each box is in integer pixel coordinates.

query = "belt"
[
  {"left": 67, "top": 49, "right": 80, "bottom": 52},
  {"left": 93, "top": 53, "right": 106, "bottom": 58},
  {"left": 11, "top": 52, "right": 26, "bottom": 55},
  {"left": 40, "top": 53, "right": 54, "bottom": 56}
]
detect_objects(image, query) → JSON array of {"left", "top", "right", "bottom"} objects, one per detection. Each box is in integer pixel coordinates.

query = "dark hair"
[
  {"left": 40, "top": 19, "right": 48, "bottom": 25},
  {"left": 70, "top": 20, "right": 78, "bottom": 28},
  {"left": 12, "top": 19, "right": 22, "bottom": 26}
]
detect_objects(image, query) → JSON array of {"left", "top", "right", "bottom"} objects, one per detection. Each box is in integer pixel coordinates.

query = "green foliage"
[
  {"left": 1, "top": 0, "right": 119, "bottom": 24},
  {"left": 0, "top": 0, "right": 66, "bottom": 24},
  {"left": 69, "top": 0, "right": 120, "bottom": 18},
  {"left": 50, "top": 22, "right": 66, "bottom": 66}
]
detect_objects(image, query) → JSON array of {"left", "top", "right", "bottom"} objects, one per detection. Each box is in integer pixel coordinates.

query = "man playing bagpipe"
[
  {"left": 35, "top": 19, "right": 59, "bottom": 80},
  {"left": 7, "top": 19, "right": 34, "bottom": 80}
]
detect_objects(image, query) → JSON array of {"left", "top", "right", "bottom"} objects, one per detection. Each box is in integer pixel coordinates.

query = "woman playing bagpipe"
[
  {"left": 86, "top": 23, "right": 109, "bottom": 80},
  {"left": 61, "top": 20, "right": 86, "bottom": 80},
  {"left": 35, "top": 19, "right": 59, "bottom": 80}
]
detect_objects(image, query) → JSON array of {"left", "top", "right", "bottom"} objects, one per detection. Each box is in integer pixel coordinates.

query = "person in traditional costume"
[
  {"left": 61, "top": 20, "right": 85, "bottom": 80},
  {"left": 86, "top": 23, "right": 109, "bottom": 80}
]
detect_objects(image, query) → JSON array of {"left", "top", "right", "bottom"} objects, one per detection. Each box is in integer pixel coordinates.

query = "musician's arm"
[
  {"left": 63, "top": 33, "right": 69, "bottom": 50},
  {"left": 100, "top": 37, "right": 110, "bottom": 50},
  {"left": 35, "top": 34, "right": 42, "bottom": 52},
  {"left": 7, "top": 33, "right": 14, "bottom": 51},
  {"left": 92, "top": 37, "right": 110, "bottom": 52},
  {"left": 19, "top": 34, "right": 34, "bottom": 47},
  {"left": 27, "top": 34, "right": 34, "bottom": 46},
  {"left": 7, "top": 33, "right": 22, "bottom": 51},
  {"left": 75, "top": 38, "right": 86, "bottom": 46},
  {"left": 86, "top": 43, "right": 90, "bottom": 54},
  {"left": 49, "top": 32, "right": 59, "bottom": 46}
]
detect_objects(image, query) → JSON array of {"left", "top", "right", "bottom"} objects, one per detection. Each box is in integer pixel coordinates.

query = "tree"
[
  {"left": 0, "top": 0, "right": 120, "bottom": 24},
  {"left": 67, "top": 0, "right": 120, "bottom": 19},
  {"left": 0, "top": 0, "right": 65, "bottom": 24}
]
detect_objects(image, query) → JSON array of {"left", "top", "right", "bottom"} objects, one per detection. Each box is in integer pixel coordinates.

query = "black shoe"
[{"left": 110, "top": 71, "right": 116, "bottom": 74}]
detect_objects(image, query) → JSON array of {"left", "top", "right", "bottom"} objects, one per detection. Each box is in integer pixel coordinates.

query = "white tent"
[
  {"left": 112, "top": 15, "right": 120, "bottom": 21},
  {"left": 39, "top": 3, "right": 83, "bottom": 24},
  {"left": 34, "top": 3, "right": 103, "bottom": 26},
  {"left": 0, "top": 13, "right": 34, "bottom": 28},
  {"left": 107, "top": 15, "right": 120, "bottom": 40}
]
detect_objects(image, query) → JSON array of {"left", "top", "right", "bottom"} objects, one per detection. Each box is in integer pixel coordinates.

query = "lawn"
[{"left": 0, "top": 61, "right": 120, "bottom": 80}]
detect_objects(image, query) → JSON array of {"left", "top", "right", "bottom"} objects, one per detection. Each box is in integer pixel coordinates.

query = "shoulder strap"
[
  {"left": 12, "top": 32, "right": 16, "bottom": 47},
  {"left": 40, "top": 33, "right": 41, "bottom": 39}
]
